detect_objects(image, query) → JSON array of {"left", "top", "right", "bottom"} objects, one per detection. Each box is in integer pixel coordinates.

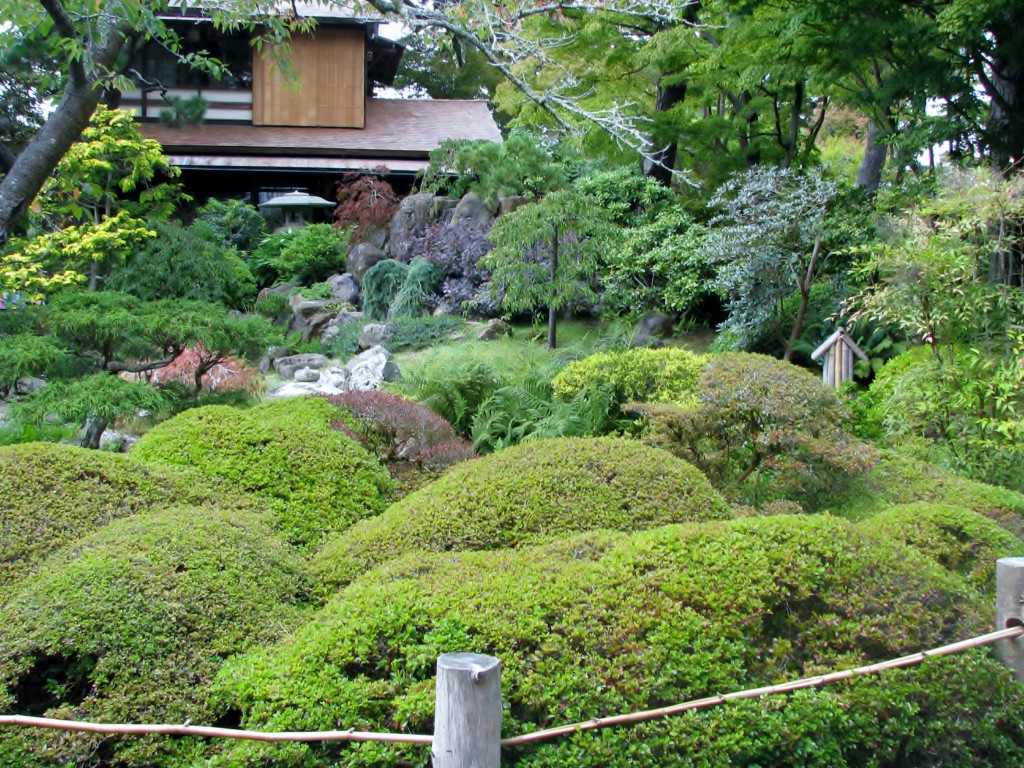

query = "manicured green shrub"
[
  {"left": 632, "top": 352, "right": 877, "bottom": 511},
  {"left": 130, "top": 397, "right": 393, "bottom": 547},
  {"left": 0, "top": 442, "right": 252, "bottom": 591},
  {"left": 311, "top": 436, "right": 731, "bottom": 591},
  {"left": 0, "top": 507, "right": 311, "bottom": 767},
  {"left": 214, "top": 515, "right": 1012, "bottom": 768},
  {"left": 552, "top": 346, "right": 704, "bottom": 405},
  {"left": 828, "top": 450, "right": 1024, "bottom": 538},
  {"left": 273, "top": 223, "right": 347, "bottom": 284},
  {"left": 860, "top": 503, "right": 1023, "bottom": 594}
]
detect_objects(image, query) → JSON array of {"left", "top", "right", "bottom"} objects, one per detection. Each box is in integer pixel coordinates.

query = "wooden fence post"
[
  {"left": 433, "top": 652, "right": 502, "bottom": 768},
  {"left": 996, "top": 557, "right": 1024, "bottom": 682}
]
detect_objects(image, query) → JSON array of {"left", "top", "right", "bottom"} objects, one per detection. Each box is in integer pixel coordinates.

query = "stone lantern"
[{"left": 259, "top": 190, "right": 335, "bottom": 232}]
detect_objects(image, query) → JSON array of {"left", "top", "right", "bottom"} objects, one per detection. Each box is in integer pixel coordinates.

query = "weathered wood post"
[
  {"left": 996, "top": 558, "right": 1024, "bottom": 681},
  {"left": 433, "top": 652, "right": 502, "bottom": 768}
]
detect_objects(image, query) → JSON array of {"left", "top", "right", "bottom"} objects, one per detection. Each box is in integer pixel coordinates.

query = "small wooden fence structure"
[{"left": 4, "top": 558, "right": 1024, "bottom": 766}]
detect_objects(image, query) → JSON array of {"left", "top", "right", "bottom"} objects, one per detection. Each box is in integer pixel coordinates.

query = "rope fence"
[{"left": 2, "top": 624, "right": 1022, "bottom": 749}]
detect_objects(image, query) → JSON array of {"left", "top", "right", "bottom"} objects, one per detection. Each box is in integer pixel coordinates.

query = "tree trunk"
[
  {"left": 81, "top": 417, "right": 107, "bottom": 450},
  {"left": 855, "top": 120, "right": 888, "bottom": 194},
  {"left": 784, "top": 234, "right": 822, "bottom": 362},
  {"left": 0, "top": 8, "right": 130, "bottom": 244},
  {"left": 645, "top": 79, "right": 687, "bottom": 185},
  {"left": 985, "top": 7, "right": 1024, "bottom": 174},
  {"left": 547, "top": 224, "right": 559, "bottom": 350}
]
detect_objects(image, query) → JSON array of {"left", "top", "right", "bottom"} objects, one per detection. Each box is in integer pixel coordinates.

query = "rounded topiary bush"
[
  {"left": 0, "top": 442, "right": 253, "bottom": 591},
  {"left": 0, "top": 507, "right": 311, "bottom": 767},
  {"left": 213, "top": 515, "right": 1019, "bottom": 768},
  {"left": 311, "top": 436, "right": 731, "bottom": 591},
  {"left": 860, "top": 503, "right": 1023, "bottom": 594},
  {"left": 552, "top": 346, "right": 704, "bottom": 404},
  {"left": 131, "top": 397, "right": 393, "bottom": 547},
  {"left": 827, "top": 450, "right": 1024, "bottom": 536}
]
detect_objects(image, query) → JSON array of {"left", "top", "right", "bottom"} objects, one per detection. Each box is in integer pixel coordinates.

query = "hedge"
[
  {"left": 0, "top": 442, "right": 252, "bottom": 591},
  {"left": 210, "top": 514, "right": 1018, "bottom": 768},
  {"left": 0, "top": 507, "right": 312, "bottom": 767},
  {"left": 311, "top": 436, "right": 731, "bottom": 592},
  {"left": 131, "top": 397, "right": 393, "bottom": 547}
]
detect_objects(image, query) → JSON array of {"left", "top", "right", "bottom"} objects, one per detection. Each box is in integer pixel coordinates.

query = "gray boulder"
[
  {"left": 321, "top": 310, "right": 364, "bottom": 345},
  {"left": 431, "top": 196, "right": 458, "bottom": 223},
  {"left": 326, "top": 273, "right": 360, "bottom": 305},
  {"left": 288, "top": 298, "right": 337, "bottom": 342},
  {"left": 476, "top": 318, "right": 512, "bottom": 341},
  {"left": 633, "top": 311, "right": 674, "bottom": 348},
  {"left": 258, "top": 345, "right": 290, "bottom": 374},
  {"left": 347, "top": 243, "right": 387, "bottom": 284},
  {"left": 294, "top": 367, "right": 321, "bottom": 383},
  {"left": 450, "top": 192, "right": 495, "bottom": 231},
  {"left": 358, "top": 322, "right": 396, "bottom": 350},
  {"left": 498, "top": 195, "right": 530, "bottom": 216},
  {"left": 274, "top": 353, "right": 328, "bottom": 379},
  {"left": 345, "top": 345, "right": 400, "bottom": 391},
  {"left": 387, "top": 193, "right": 435, "bottom": 262}
]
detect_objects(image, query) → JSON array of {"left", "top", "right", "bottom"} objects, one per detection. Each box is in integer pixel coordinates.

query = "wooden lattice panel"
[{"left": 254, "top": 28, "right": 365, "bottom": 128}]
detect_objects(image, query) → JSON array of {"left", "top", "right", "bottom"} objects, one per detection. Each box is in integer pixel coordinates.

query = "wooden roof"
[{"left": 139, "top": 99, "right": 502, "bottom": 158}]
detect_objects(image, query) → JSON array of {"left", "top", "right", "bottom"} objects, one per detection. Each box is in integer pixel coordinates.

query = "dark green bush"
[
  {"left": 195, "top": 198, "right": 268, "bottom": 255},
  {"left": 552, "top": 347, "right": 705, "bottom": 404},
  {"left": 105, "top": 220, "right": 256, "bottom": 310},
  {"left": 633, "top": 352, "right": 877, "bottom": 511},
  {"left": 859, "top": 503, "right": 1023, "bottom": 594},
  {"left": 311, "top": 436, "right": 731, "bottom": 591},
  {"left": 362, "top": 259, "right": 410, "bottom": 321},
  {"left": 214, "top": 514, "right": 1013, "bottom": 768},
  {"left": 389, "top": 257, "right": 442, "bottom": 319},
  {"left": 0, "top": 507, "right": 311, "bottom": 767},
  {"left": 0, "top": 442, "right": 252, "bottom": 591},
  {"left": 130, "top": 397, "right": 393, "bottom": 547}
]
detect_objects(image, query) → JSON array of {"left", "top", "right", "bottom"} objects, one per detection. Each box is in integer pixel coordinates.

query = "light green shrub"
[
  {"left": 860, "top": 503, "right": 1023, "bottom": 594},
  {"left": 213, "top": 515, "right": 1018, "bottom": 768},
  {"left": 552, "top": 347, "right": 704, "bottom": 404},
  {"left": 130, "top": 397, "right": 393, "bottom": 547},
  {"left": 311, "top": 436, "right": 731, "bottom": 591},
  {"left": 0, "top": 442, "right": 253, "bottom": 590},
  {"left": 632, "top": 352, "right": 877, "bottom": 511},
  {"left": 0, "top": 507, "right": 311, "bottom": 767}
]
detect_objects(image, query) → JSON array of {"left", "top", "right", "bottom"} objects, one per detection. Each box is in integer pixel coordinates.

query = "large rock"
[
  {"left": 498, "top": 195, "right": 530, "bottom": 216},
  {"left": 387, "top": 193, "right": 435, "bottom": 262},
  {"left": 347, "top": 243, "right": 387, "bottom": 284},
  {"left": 633, "top": 311, "right": 674, "bottom": 348},
  {"left": 288, "top": 298, "right": 337, "bottom": 342},
  {"left": 450, "top": 192, "right": 495, "bottom": 231},
  {"left": 256, "top": 282, "right": 299, "bottom": 302},
  {"left": 345, "top": 346, "right": 400, "bottom": 391},
  {"left": 476, "top": 318, "right": 512, "bottom": 341},
  {"left": 358, "top": 322, "right": 395, "bottom": 350},
  {"left": 431, "top": 196, "right": 458, "bottom": 223},
  {"left": 326, "top": 273, "right": 360, "bottom": 305},
  {"left": 294, "top": 367, "right": 321, "bottom": 383},
  {"left": 258, "top": 345, "right": 290, "bottom": 374},
  {"left": 274, "top": 353, "right": 328, "bottom": 379},
  {"left": 321, "top": 310, "right": 364, "bottom": 346}
]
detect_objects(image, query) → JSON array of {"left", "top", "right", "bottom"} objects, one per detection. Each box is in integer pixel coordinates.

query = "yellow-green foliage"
[
  {"left": 130, "top": 397, "right": 393, "bottom": 547},
  {"left": 860, "top": 503, "right": 1023, "bottom": 594},
  {"left": 552, "top": 347, "right": 704, "bottom": 404},
  {"left": 213, "top": 515, "right": 1021, "bottom": 768},
  {"left": 0, "top": 507, "right": 311, "bottom": 767},
  {"left": 0, "top": 442, "right": 252, "bottom": 591},
  {"left": 312, "top": 437, "right": 731, "bottom": 591},
  {"left": 828, "top": 450, "right": 1024, "bottom": 537}
]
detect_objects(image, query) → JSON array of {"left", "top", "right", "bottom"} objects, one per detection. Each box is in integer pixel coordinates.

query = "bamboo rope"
[
  {"left": 500, "top": 625, "right": 1024, "bottom": 746},
  {"left": 1, "top": 625, "right": 1020, "bottom": 747},
  {"left": 0, "top": 717, "right": 432, "bottom": 744}
]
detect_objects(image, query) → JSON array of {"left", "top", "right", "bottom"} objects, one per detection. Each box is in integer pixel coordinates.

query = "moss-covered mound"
[
  {"left": 311, "top": 436, "right": 731, "bottom": 591},
  {"left": 0, "top": 507, "right": 311, "bottom": 767},
  {"left": 828, "top": 450, "right": 1024, "bottom": 536},
  {"left": 860, "top": 503, "right": 1023, "bottom": 594},
  {"left": 0, "top": 441, "right": 253, "bottom": 591},
  {"left": 131, "top": 397, "right": 393, "bottom": 547},
  {"left": 214, "top": 515, "right": 1022, "bottom": 768}
]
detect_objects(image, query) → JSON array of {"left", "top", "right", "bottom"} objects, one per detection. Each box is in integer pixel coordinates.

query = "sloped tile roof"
[{"left": 139, "top": 99, "right": 502, "bottom": 158}]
